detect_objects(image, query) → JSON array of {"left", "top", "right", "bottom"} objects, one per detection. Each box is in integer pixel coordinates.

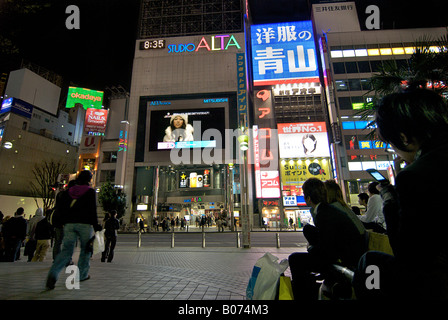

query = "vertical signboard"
[
  {"left": 115, "top": 121, "right": 129, "bottom": 187},
  {"left": 236, "top": 53, "right": 249, "bottom": 129},
  {"left": 253, "top": 89, "right": 281, "bottom": 198},
  {"left": 251, "top": 20, "right": 319, "bottom": 86}
]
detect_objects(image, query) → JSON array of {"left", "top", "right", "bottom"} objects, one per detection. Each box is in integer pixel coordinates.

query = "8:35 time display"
[{"left": 139, "top": 39, "right": 165, "bottom": 50}]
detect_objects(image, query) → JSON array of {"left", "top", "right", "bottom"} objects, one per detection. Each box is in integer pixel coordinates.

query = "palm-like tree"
[{"left": 357, "top": 30, "right": 448, "bottom": 140}]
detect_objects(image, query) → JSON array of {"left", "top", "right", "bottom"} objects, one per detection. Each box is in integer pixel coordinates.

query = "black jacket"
[
  {"left": 56, "top": 184, "right": 99, "bottom": 226},
  {"left": 104, "top": 217, "right": 120, "bottom": 237},
  {"left": 307, "top": 202, "right": 367, "bottom": 269},
  {"left": 381, "top": 141, "right": 448, "bottom": 299},
  {"left": 2, "top": 216, "right": 27, "bottom": 240}
]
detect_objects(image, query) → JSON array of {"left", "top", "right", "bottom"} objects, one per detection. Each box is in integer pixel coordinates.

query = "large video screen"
[{"left": 148, "top": 98, "right": 227, "bottom": 152}]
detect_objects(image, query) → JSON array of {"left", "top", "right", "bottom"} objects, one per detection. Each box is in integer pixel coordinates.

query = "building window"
[
  {"left": 348, "top": 79, "right": 362, "bottom": 91},
  {"left": 338, "top": 97, "right": 352, "bottom": 110},
  {"left": 345, "top": 62, "right": 358, "bottom": 73},
  {"left": 333, "top": 62, "right": 345, "bottom": 74},
  {"left": 357, "top": 61, "right": 371, "bottom": 73},
  {"left": 335, "top": 80, "right": 349, "bottom": 91},
  {"left": 103, "top": 151, "right": 118, "bottom": 163},
  {"left": 100, "top": 170, "right": 115, "bottom": 182}
]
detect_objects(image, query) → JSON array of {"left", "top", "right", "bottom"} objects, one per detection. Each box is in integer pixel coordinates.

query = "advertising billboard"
[
  {"left": 251, "top": 20, "right": 319, "bottom": 86},
  {"left": 0, "top": 97, "right": 33, "bottom": 119},
  {"left": 280, "top": 158, "right": 331, "bottom": 185},
  {"left": 84, "top": 108, "right": 108, "bottom": 135},
  {"left": 148, "top": 98, "right": 227, "bottom": 151},
  {"left": 66, "top": 87, "right": 104, "bottom": 110},
  {"left": 179, "top": 169, "right": 212, "bottom": 189},
  {"left": 278, "top": 122, "right": 331, "bottom": 158}
]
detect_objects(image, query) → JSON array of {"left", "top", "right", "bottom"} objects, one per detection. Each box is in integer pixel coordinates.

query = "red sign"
[{"left": 84, "top": 108, "right": 108, "bottom": 134}]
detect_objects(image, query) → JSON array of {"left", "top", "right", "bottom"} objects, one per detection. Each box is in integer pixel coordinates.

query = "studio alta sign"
[{"left": 168, "top": 34, "right": 241, "bottom": 53}]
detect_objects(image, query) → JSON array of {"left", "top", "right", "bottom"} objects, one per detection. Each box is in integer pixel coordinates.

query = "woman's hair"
[
  {"left": 302, "top": 178, "right": 327, "bottom": 205},
  {"left": 324, "top": 179, "right": 350, "bottom": 209},
  {"left": 376, "top": 88, "right": 448, "bottom": 151},
  {"left": 302, "top": 134, "right": 317, "bottom": 154}
]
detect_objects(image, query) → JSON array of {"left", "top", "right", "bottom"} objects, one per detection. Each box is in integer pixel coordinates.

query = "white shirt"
[{"left": 358, "top": 194, "right": 386, "bottom": 228}]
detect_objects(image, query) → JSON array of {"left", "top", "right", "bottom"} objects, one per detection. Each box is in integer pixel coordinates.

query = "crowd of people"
[
  {"left": 2, "top": 87, "right": 447, "bottom": 299},
  {"left": 0, "top": 170, "right": 121, "bottom": 291},
  {"left": 288, "top": 87, "right": 448, "bottom": 300}
]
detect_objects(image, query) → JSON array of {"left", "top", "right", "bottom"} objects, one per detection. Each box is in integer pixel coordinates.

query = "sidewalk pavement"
[{"left": 0, "top": 241, "right": 305, "bottom": 301}]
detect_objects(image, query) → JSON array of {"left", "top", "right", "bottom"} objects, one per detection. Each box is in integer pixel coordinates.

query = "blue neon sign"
[{"left": 250, "top": 20, "right": 319, "bottom": 86}]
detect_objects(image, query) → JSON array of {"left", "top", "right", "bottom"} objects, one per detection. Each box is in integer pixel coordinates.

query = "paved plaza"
[{"left": 0, "top": 240, "right": 303, "bottom": 301}]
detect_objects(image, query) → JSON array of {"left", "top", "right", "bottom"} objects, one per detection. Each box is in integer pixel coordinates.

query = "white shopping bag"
[
  {"left": 246, "top": 252, "right": 289, "bottom": 300},
  {"left": 92, "top": 230, "right": 105, "bottom": 255}
]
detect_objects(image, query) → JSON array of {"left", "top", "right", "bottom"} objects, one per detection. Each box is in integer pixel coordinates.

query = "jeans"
[
  {"left": 4, "top": 238, "right": 23, "bottom": 262},
  {"left": 101, "top": 235, "right": 117, "bottom": 262},
  {"left": 52, "top": 227, "right": 64, "bottom": 260},
  {"left": 47, "top": 223, "right": 93, "bottom": 283}
]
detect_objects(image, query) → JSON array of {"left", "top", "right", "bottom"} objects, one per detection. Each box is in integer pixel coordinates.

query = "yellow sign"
[{"left": 280, "top": 158, "right": 331, "bottom": 185}]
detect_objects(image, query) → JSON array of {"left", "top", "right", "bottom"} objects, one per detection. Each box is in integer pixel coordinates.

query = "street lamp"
[{"left": 238, "top": 127, "right": 250, "bottom": 248}]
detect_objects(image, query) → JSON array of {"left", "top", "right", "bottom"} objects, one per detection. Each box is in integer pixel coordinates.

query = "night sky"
[{"left": 1, "top": 0, "right": 447, "bottom": 94}]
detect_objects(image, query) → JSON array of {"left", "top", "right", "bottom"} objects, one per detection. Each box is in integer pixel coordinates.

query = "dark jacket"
[
  {"left": 307, "top": 202, "right": 367, "bottom": 269},
  {"left": 2, "top": 216, "right": 27, "bottom": 240},
  {"left": 104, "top": 217, "right": 120, "bottom": 237},
  {"left": 57, "top": 184, "right": 99, "bottom": 226},
  {"left": 35, "top": 217, "right": 52, "bottom": 240},
  {"left": 381, "top": 141, "right": 448, "bottom": 299}
]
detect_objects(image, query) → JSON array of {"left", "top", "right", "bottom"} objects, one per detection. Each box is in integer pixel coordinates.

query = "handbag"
[
  {"left": 92, "top": 230, "right": 105, "bottom": 255},
  {"left": 278, "top": 275, "right": 294, "bottom": 300}
]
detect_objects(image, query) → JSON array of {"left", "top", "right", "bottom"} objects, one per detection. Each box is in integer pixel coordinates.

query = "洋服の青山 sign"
[
  {"left": 66, "top": 87, "right": 104, "bottom": 109},
  {"left": 84, "top": 108, "right": 108, "bottom": 134},
  {"left": 168, "top": 34, "right": 241, "bottom": 53}
]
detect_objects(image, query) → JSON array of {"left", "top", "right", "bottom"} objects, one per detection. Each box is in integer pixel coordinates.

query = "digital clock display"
[{"left": 139, "top": 39, "right": 166, "bottom": 50}]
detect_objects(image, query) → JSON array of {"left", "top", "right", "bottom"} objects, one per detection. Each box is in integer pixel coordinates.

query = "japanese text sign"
[{"left": 250, "top": 20, "right": 319, "bottom": 86}]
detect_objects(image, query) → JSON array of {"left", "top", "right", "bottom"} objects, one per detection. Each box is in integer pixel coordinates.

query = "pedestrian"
[
  {"left": 170, "top": 217, "right": 175, "bottom": 231},
  {"left": 180, "top": 217, "right": 185, "bottom": 230},
  {"left": 46, "top": 170, "right": 102, "bottom": 290},
  {"left": 288, "top": 178, "right": 367, "bottom": 300},
  {"left": 2, "top": 207, "right": 27, "bottom": 262},
  {"left": 357, "top": 182, "right": 386, "bottom": 233},
  {"left": 217, "top": 218, "right": 223, "bottom": 232},
  {"left": 51, "top": 180, "right": 76, "bottom": 264},
  {"left": 154, "top": 218, "right": 159, "bottom": 231},
  {"left": 353, "top": 87, "right": 448, "bottom": 300},
  {"left": 324, "top": 179, "right": 366, "bottom": 236},
  {"left": 31, "top": 209, "right": 52, "bottom": 262},
  {"left": 25, "top": 208, "right": 44, "bottom": 261},
  {"left": 289, "top": 217, "right": 293, "bottom": 228},
  {"left": 101, "top": 210, "right": 120, "bottom": 263}
]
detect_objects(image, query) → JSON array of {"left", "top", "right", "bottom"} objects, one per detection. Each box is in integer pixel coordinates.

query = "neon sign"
[
  {"left": 251, "top": 21, "right": 319, "bottom": 86},
  {"left": 168, "top": 35, "right": 241, "bottom": 53},
  {"left": 118, "top": 130, "right": 127, "bottom": 152}
]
